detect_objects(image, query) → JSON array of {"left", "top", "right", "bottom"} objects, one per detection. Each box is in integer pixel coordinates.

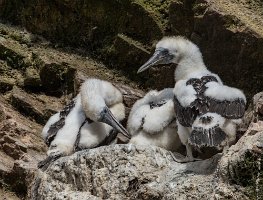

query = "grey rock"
[
  {"left": 32, "top": 142, "right": 256, "bottom": 199},
  {"left": 253, "top": 92, "right": 263, "bottom": 120}
]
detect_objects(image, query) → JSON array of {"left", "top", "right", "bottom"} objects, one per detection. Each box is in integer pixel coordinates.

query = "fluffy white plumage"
[
  {"left": 128, "top": 88, "right": 181, "bottom": 151},
  {"left": 42, "top": 94, "right": 86, "bottom": 156},
  {"left": 157, "top": 37, "right": 206, "bottom": 81},
  {"left": 78, "top": 102, "right": 125, "bottom": 149},
  {"left": 138, "top": 36, "right": 246, "bottom": 162},
  {"left": 80, "top": 78, "right": 124, "bottom": 121},
  {"left": 41, "top": 78, "right": 126, "bottom": 158},
  {"left": 204, "top": 82, "right": 246, "bottom": 103},
  {"left": 192, "top": 113, "right": 226, "bottom": 130},
  {"left": 173, "top": 80, "right": 197, "bottom": 107}
]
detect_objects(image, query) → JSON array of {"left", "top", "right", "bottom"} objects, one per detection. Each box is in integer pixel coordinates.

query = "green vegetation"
[{"left": 230, "top": 151, "right": 263, "bottom": 200}]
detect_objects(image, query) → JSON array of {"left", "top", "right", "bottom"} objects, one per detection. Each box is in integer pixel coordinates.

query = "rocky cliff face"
[
  {"left": 1, "top": 0, "right": 263, "bottom": 98},
  {"left": 0, "top": 0, "right": 262, "bottom": 199}
]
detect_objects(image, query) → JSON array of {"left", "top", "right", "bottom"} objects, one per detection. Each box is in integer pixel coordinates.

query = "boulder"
[
  {"left": 24, "top": 67, "right": 42, "bottom": 90},
  {"left": 39, "top": 62, "right": 76, "bottom": 96},
  {"left": 32, "top": 142, "right": 257, "bottom": 200}
]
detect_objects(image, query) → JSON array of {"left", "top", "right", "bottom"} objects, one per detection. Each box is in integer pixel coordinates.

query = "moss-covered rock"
[
  {"left": 23, "top": 67, "right": 42, "bottom": 90},
  {"left": 0, "top": 0, "right": 166, "bottom": 52},
  {"left": 219, "top": 126, "right": 263, "bottom": 200},
  {"left": 0, "top": 22, "right": 141, "bottom": 97},
  {"left": 0, "top": 36, "right": 30, "bottom": 69},
  {"left": 229, "top": 150, "right": 263, "bottom": 199},
  {"left": 0, "top": 76, "right": 16, "bottom": 93},
  {"left": 39, "top": 62, "right": 76, "bottom": 96}
]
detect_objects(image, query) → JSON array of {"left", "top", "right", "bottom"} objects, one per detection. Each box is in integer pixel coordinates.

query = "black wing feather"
[
  {"left": 209, "top": 98, "right": 246, "bottom": 119},
  {"left": 45, "top": 99, "right": 76, "bottom": 146},
  {"left": 189, "top": 126, "right": 227, "bottom": 147},
  {"left": 174, "top": 75, "right": 246, "bottom": 127}
]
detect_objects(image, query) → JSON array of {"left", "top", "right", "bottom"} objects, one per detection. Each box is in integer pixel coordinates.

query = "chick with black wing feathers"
[
  {"left": 138, "top": 36, "right": 246, "bottom": 162},
  {"left": 39, "top": 78, "right": 130, "bottom": 170}
]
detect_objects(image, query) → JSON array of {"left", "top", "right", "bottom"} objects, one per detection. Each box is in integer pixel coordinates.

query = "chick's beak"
[
  {"left": 137, "top": 48, "right": 170, "bottom": 73},
  {"left": 99, "top": 107, "right": 131, "bottom": 139}
]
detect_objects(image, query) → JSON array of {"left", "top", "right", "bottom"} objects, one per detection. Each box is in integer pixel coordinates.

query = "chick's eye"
[
  {"left": 162, "top": 49, "right": 169, "bottom": 54},
  {"left": 102, "top": 107, "right": 107, "bottom": 114}
]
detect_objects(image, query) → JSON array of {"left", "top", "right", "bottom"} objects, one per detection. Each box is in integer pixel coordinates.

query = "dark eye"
[
  {"left": 162, "top": 49, "right": 169, "bottom": 54},
  {"left": 102, "top": 107, "right": 107, "bottom": 114}
]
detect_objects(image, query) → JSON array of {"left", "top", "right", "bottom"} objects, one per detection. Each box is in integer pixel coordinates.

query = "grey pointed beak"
[
  {"left": 99, "top": 107, "right": 131, "bottom": 139},
  {"left": 137, "top": 48, "right": 171, "bottom": 73}
]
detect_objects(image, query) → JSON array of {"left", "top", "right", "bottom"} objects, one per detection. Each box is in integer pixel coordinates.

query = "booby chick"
[
  {"left": 39, "top": 78, "right": 130, "bottom": 170},
  {"left": 127, "top": 88, "right": 182, "bottom": 151},
  {"left": 137, "top": 36, "right": 246, "bottom": 162}
]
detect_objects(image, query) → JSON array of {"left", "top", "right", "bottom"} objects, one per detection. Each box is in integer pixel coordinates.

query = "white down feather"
[{"left": 128, "top": 89, "right": 181, "bottom": 151}]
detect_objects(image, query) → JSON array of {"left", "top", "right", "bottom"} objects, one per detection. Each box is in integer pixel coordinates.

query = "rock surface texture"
[
  {"left": 33, "top": 145, "right": 221, "bottom": 200},
  {"left": 33, "top": 126, "right": 262, "bottom": 200}
]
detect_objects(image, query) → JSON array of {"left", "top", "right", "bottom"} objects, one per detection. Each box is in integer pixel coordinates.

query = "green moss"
[
  {"left": 0, "top": 46, "right": 28, "bottom": 69},
  {"left": 9, "top": 34, "right": 23, "bottom": 43},
  {"left": 230, "top": 151, "right": 263, "bottom": 199},
  {"left": 135, "top": 0, "right": 173, "bottom": 28},
  {"left": 9, "top": 32, "right": 32, "bottom": 44}
]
